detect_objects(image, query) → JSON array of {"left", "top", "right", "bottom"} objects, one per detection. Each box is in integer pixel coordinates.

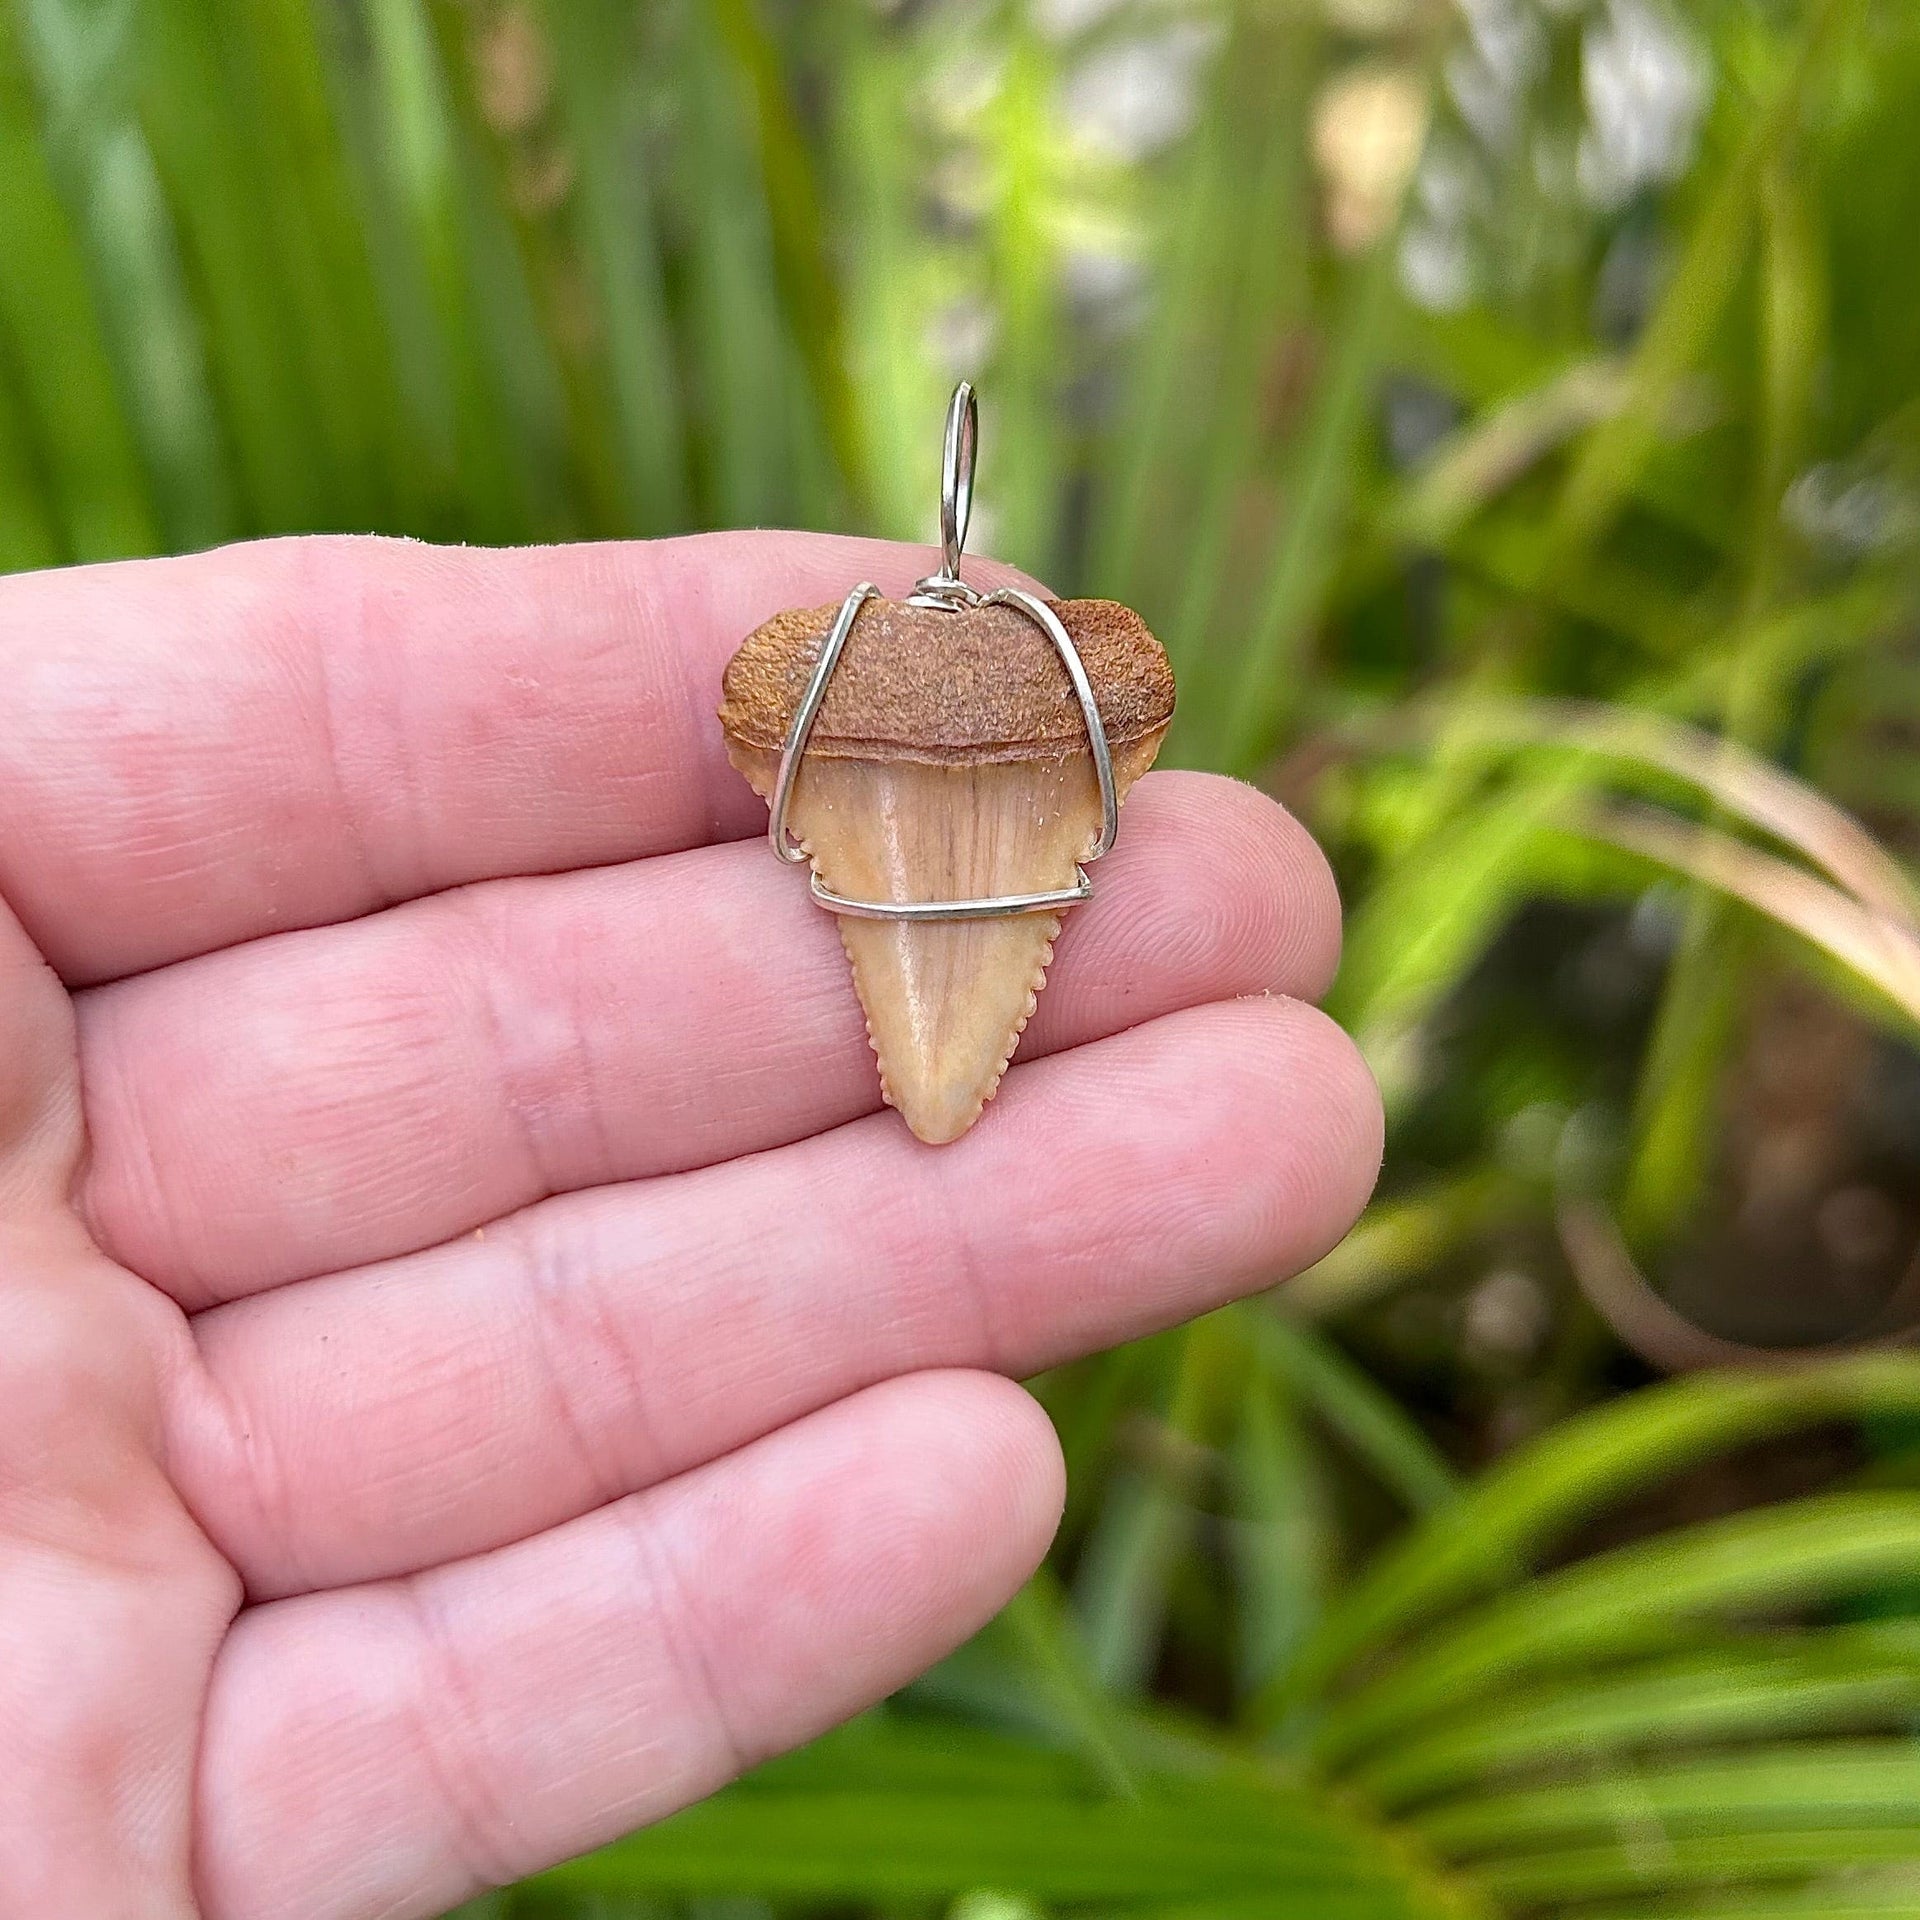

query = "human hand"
[{"left": 0, "top": 535, "right": 1380, "bottom": 1918}]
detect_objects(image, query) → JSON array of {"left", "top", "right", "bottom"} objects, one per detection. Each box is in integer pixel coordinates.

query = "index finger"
[{"left": 0, "top": 533, "right": 1030, "bottom": 983}]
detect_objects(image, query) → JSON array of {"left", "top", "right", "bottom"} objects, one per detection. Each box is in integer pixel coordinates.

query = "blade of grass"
[
  {"left": 537, "top": 1779, "right": 1418, "bottom": 1906},
  {"left": 1331, "top": 769, "right": 1579, "bottom": 1102},
  {"left": 1227, "top": 1368, "right": 1331, "bottom": 1702},
  {"left": 1538, "top": 0, "right": 1853, "bottom": 570},
  {"left": 706, "top": 0, "right": 865, "bottom": 521},
  {"left": 51, "top": 113, "right": 238, "bottom": 551},
  {"left": 422, "top": 0, "right": 631, "bottom": 538},
  {"left": 135, "top": 0, "right": 343, "bottom": 529},
  {"left": 670, "top": 0, "right": 814, "bottom": 529},
  {"left": 1633, "top": 1894, "right": 1920, "bottom": 1918},
  {"left": 1316, "top": 1494, "right": 1920, "bottom": 1766},
  {"left": 1580, "top": 804, "right": 1920, "bottom": 1031},
  {"left": 1085, "top": 6, "right": 1255, "bottom": 606},
  {"left": 1242, "top": 1307, "right": 1460, "bottom": 1517},
  {"left": 1416, "top": 1741, "right": 1920, "bottom": 1856},
  {"left": 536, "top": 0, "right": 688, "bottom": 532},
  {"left": 1385, "top": 360, "right": 1633, "bottom": 554},
  {"left": 359, "top": 0, "right": 544, "bottom": 541},
  {"left": 22, "top": 0, "right": 239, "bottom": 549},
  {"left": 1259, "top": 1359, "right": 1920, "bottom": 1727},
  {"left": 1436, "top": 698, "right": 1920, "bottom": 926},
  {"left": 0, "top": 9, "right": 156, "bottom": 558},
  {"left": 980, "top": 23, "right": 1067, "bottom": 578},
  {"left": 1149, "top": 6, "right": 1319, "bottom": 703},
  {"left": 1353, "top": 1632, "right": 1920, "bottom": 1809},
  {"left": 1472, "top": 1827, "right": 1920, "bottom": 1905},
  {"left": 996, "top": 1572, "right": 1140, "bottom": 1798},
  {"left": 0, "top": 327, "right": 66, "bottom": 571},
  {"left": 240, "top": 0, "right": 415, "bottom": 526},
  {"left": 830, "top": 7, "right": 942, "bottom": 542},
  {"left": 1074, "top": 1321, "right": 1220, "bottom": 1696},
  {"left": 1283, "top": 1173, "right": 1523, "bottom": 1323},
  {"left": 1615, "top": 63, "right": 1841, "bottom": 1246},
  {"left": 1215, "top": 226, "right": 1404, "bottom": 775}
]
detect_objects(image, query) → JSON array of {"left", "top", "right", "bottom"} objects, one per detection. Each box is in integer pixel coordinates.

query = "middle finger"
[
  {"left": 165, "top": 992, "right": 1381, "bottom": 1600},
  {"left": 79, "top": 771, "right": 1338, "bottom": 1306}
]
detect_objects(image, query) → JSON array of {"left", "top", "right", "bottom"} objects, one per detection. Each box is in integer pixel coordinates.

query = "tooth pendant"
[{"left": 717, "top": 383, "right": 1175, "bottom": 1144}]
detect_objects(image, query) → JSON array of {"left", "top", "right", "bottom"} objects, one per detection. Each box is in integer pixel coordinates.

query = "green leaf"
[
  {"left": 669, "top": 0, "right": 824, "bottom": 529},
  {"left": 704, "top": 0, "right": 865, "bottom": 520},
  {"left": 1228, "top": 1366, "right": 1332, "bottom": 1698},
  {"left": 995, "top": 1572, "right": 1140, "bottom": 1796},
  {"left": 1242, "top": 1307, "right": 1460, "bottom": 1517},
  {"left": 1216, "top": 229, "right": 1403, "bottom": 775},
  {"left": 1318, "top": 1493, "right": 1920, "bottom": 1765},
  {"left": 1472, "top": 1828, "right": 1920, "bottom": 1905},
  {"left": 1540, "top": 0, "right": 1853, "bottom": 569},
  {"left": 0, "top": 327, "right": 66, "bottom": 571},
  {"left": 1074, "top": 1322, "right": 1217, "bottom": 1696},
  {"left": 536, "top": 0, "right": 689, "bottom": 531},
  {"left": 1416, "top": 1741, "right": 1920, "bottom": 1856},
  {"left": 134, "top": 0, "right": 349, "bottom": 529},
  {"left": 1330, "top": 768, "right": 1581, "bottom": 1101},
  {"left": 534, "top": 1722, "right": 1448, "bottom": 1915},
  {"left": 420, "top": 0, "right": 628, "bottom": 538},
  {"left": 357, "top": 0, "right": 544, "bottom": 540},
  {"left": 1137, "top": 6, "right": 1319, "bottom": 708},
  {"left": 1355, "top": 1631, "right": 1920, "bottom": 1809},
  {"left": 0, "top": 10, "right": 157, "bottom": 559},
  {"left": 1262, "top": 1360, "right": 1920, "bottom": 1726}
]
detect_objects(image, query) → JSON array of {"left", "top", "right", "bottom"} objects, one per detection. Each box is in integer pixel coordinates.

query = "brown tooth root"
[{"left": 719, "top": 597, "right": 1175, "bottom": 1144}]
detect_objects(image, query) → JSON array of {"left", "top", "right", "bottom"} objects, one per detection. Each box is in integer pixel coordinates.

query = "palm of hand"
[{"left": 0, "top": 534, "right": 1378, "bottom": 1919}]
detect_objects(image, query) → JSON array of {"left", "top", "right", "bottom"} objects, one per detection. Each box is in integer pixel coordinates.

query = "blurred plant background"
[{"left": 11, "top": 0, "right": 1920, "bottom": 1913}]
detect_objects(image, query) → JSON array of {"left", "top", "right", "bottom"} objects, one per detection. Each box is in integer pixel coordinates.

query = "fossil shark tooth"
[{"left": 719, "top": 593, "right": 1175, "bottom": 1144}]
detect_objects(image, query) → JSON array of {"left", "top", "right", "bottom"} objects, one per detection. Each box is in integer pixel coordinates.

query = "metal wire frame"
[{"left": 766, "top": 384, "right": 1119, "bottom": 922}]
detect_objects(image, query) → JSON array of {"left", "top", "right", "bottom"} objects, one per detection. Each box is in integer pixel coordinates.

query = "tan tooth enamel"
[
  {"left": 727, "top": 733, "right": 1164, "bottom": 1142},
  {"left": 719, "top": 595, "right": 1175, "bottom": 1144}
]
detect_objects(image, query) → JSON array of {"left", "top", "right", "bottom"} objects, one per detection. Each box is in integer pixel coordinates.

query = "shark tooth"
[{"left": 719, "top": 593, "right": 1175, "bottom": 1143}]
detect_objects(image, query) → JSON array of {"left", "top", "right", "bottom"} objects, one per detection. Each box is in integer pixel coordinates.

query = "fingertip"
[
  {"left": 1164, "top": 997, "right": 1381, "bottom": 1282},
  {"left": 1065, "top": 771, "right": 1344, "bottom": 1012},
  {"left": 947, "top": 1370, "right": 1068, "bottom": 1569},
  {"left": 1268, "top": 999, "right": 1385, "bottom": 1268},
  {"left": 1160, "top": 771, "right": 1344, "bottom": 1001},
  {"left": 962, "top": 996, "right": 1382, "bottom": 1352},
  {"left": 851, "top": 1370, "right": 1066, "bottom": 1619}
]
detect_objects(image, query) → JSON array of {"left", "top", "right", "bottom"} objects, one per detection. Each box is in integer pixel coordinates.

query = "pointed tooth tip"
[
  {"left": 899, "top": 1101, "right": 982, "bottom": 1148},
  {"left": 865, "top": 937, "right": 1051, "bottom": 1144}
]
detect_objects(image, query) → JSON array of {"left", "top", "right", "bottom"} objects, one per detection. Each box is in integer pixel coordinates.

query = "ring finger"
[{"left": 166, "top": 996, "right": 1381, "bottom": 1599}]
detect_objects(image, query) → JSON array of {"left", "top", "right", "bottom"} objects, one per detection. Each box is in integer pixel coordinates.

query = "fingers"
[
  {"left": 193, "top": 1372, "right": 1061, "bottom": 1920},
  {"left": 80, "top": 772, "right": 1340, "bottom": 1304},
  {"left": 0, "top": 533, "right": 1038, "bottom": 985},
  {"left": 167, "top": 997, "right": 1381, "bottom": 1598}
]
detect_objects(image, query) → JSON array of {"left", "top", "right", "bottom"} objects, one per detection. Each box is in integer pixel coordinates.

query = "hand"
[{"left": 0, "top": 535, "right": 1380, "bottom": 1919}]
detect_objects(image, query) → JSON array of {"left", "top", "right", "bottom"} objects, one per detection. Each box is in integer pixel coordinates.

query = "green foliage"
[
  {"left": 10, "top": 0, "right": 1920, "bottom": 1916},
  {"left": 516, "top": 1361, "right": 1920, "bottom": 1920}
]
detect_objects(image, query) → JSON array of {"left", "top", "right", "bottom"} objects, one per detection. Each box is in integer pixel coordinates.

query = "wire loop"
[
  {"left": 769, "top": 385, "right": 1118, "bottom": 921},
  {"left": 909, "top": 382, "right": 982, "bottom": 611}
]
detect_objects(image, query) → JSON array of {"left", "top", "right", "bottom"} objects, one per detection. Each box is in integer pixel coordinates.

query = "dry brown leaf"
[
  {"left": 1582, "top": 801, "right": 1920, "bottom": 1027},
  {"left": 1449, "top": 695, "right": 1920, "bottom": 927}
]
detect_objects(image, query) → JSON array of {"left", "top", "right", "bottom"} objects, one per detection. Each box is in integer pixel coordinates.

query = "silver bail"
[{"left": 908, "top": 382, "right": 981, "bottom": 611}]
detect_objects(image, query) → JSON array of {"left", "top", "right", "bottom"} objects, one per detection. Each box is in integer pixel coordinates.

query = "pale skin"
[{"left": 0, "top": 532, "right": 1382, "bottom": 1919}]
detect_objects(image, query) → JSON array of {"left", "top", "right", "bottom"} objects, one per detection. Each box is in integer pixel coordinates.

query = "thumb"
[{"left": 0, "top": 890, "right": 81, "bottom": 1213}]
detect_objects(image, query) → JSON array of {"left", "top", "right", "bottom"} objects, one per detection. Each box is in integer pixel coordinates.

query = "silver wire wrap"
[{"left": 767, "top": 383, "right": 1119, "bottom": 922}]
